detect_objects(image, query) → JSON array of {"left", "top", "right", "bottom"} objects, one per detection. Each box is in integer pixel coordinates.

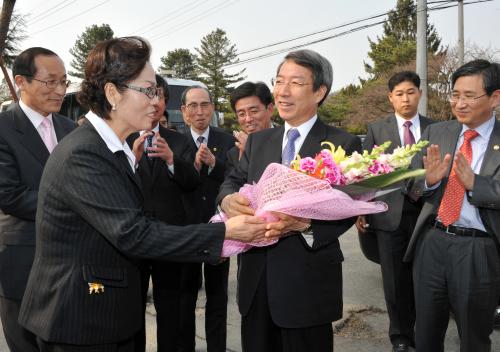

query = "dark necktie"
[
  {"left": 282, "top": 128, "right": 300, "bottom": 166},
  {"left": 403, "top": 121, "right": 416, "bottom": 146},
  {"left": 197, "top": 135, "right": 205, "bottom": 148},
  {"left": 437, "top": 129, "right": 479, "bottom": 226},
  {"left": 146, "top": 133, "right": 154, "bottom": 159}
]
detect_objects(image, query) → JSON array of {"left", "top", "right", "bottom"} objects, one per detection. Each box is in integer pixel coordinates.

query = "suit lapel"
[
  {"left": 419, "top": 114, "right": 432, "bottom": 133},
  {"left": 480, "top": 120, "right": 500, "bottom": 176},
  {"left": 387, "top": 116, "right": 402, "bottom": 149},
  {"left": 442, "top": 122, "right": 462, "bottom": 176},
  {"left": 269, "top": 126, "right": 285, "bottom": 164},
  {"left": 12, "top": 104, "right": 50, "bottom": 166},
  {"left": 297, "top": 119, "right": 327, "bottom": 158}
]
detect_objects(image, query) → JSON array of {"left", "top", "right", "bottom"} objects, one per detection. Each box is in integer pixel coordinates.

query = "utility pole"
[
  {"left": 458, "top": 0, "right": 465, "bottom": 65},
  {"left": 416, "top": 0, "right": 428, "bottom": 116}
]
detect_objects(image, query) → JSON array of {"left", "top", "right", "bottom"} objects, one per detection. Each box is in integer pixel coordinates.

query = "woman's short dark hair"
[
  {"left": 77, "top": 36, "right": 151, "bottom": 119},
  {"left": 13, "top": 47, "right": 59, "bottom": 81}
]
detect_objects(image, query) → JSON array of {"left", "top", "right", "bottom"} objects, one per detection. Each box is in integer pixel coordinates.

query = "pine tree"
[
  {"left": 365, "top": 0, "right": 442, "bottom": 78},
  {"left": 159, "top": 48, "right": 198, "bottom": 80},
  {"left": 69, "top": 24, "right": 114, "bottom": 79},
  {"left": 195, "top": 28, "right": 245, "bottom": 111}
]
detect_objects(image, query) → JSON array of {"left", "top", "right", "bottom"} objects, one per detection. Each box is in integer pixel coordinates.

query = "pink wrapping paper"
[{"left": 215, "top": 163, "right": 387, "bottom": 257}]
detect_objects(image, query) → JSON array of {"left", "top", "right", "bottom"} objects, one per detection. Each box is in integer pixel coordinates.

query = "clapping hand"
[
  {"left": 233, "top": 130, "right": 248, "bottom": 159},
  {"left": 131, "top": 132, "right": 151, "bottom": 162},
  {"left": 194, "top": 144, "right": 216, "bottom": 171},
  {"left": 423, "top": 144, "right": 452, "bottom": 187},
  {"left": 147, "top": 132, "right": 174, "bottom": 165}
]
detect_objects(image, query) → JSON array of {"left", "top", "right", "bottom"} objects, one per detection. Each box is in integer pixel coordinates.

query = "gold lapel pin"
[
  {"left": 213, "top": 147, "right": 217, "bottom": 152},
  {"left": 493, "top": 145, "right": 499, "bottom": 151},
  {"left": 88, "top": 282, "right": 104, "bottom": 294}
]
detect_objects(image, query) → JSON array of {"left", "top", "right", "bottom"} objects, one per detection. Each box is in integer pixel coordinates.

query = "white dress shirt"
[
  {"left": 86, "top": 111, "right": 136, "bottom": 172},
  {"left": 282, "top": 115, "right": 318, "bottom": 247},
  {"left": 395, "top": 113, "right": 421, "bottom": 145}
]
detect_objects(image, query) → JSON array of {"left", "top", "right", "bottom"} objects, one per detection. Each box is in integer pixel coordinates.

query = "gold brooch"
[
  {"left": 88, "top": 283, "right": 104, "bottom": 294},
  {"left": 493, "top": 145, "right": 499, "bottom": 151},
  {"left": 213, "top": 147, "right": 217, "bottom": 152}
]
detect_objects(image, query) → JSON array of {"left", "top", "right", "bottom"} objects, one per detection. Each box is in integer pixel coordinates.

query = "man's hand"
[
  {"left": 224, "top": 215, "right": 267, "bottom": 242},
  {"left": 147, "top": 132, "right": 174, "bottom": 165},
  {"left": 355, "top": 216, "right": 369, "bottom": 234},
  {"left": 131, "top": 132, "right": 151, "bottom": 162},
  {"left": 221, "top": 193, "right": 254, "bottom": 218},
  {"left": 233, "top": 131, "right": 248, "bottom": 160},
  {"left": 264, "top": 213, "right": 310, "bottom": 240},
  {"left": 197, "top": 144, "right": 216, "bottom": 168},
  {"left": 454, "top": 152, "right": 475, "bottom": 191},
  {"left": 423, "top": 144, "right": 452, "bottom": 187}
]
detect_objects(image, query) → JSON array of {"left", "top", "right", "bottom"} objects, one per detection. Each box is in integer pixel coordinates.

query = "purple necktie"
[
  {"left": 403, "top": 121, "right": 416, "bottom": 146},
  {"left": 282, "top": 128, "right": 300, "bottom": 166}
]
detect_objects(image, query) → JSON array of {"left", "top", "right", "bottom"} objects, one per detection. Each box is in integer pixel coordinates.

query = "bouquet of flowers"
[{"left": 216, "top": 140, "right": 428, "bottom": 257}]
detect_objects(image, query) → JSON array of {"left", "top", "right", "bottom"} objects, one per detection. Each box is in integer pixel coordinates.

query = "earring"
[{"left": 112, "top": 104, "right": 116, "bottom": 111}]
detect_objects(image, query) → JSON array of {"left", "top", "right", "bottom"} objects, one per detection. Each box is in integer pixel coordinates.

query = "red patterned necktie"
[{"left": 437, "top": 129, "right": 479, "bottom": 226}]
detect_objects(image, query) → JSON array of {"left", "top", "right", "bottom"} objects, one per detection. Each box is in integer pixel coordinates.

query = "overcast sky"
[{"left": 14, "top": 0, "right": 500, "bottom": 91}]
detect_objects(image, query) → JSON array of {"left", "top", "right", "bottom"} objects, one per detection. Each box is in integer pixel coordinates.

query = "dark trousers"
[
  {"left": 135, "top": 260, "right": 184, "bottom": 352},
  {"left": 0, "top": 295, "right": 38, "bottom": 352},
  {"left": 376, "top": 200, "right": 418, "bottom": 346},
  {"left": 413, "top": 227, "right": 500, "bottom": 352},
  {"left": 37, "top": 336, "right": 135, "bottom": 352},
  {"left": 179, "top": 260, "right": 229, "bottom": 352},
  {"left": 241, "top": 271, "right": 333, "bottom": 352}
]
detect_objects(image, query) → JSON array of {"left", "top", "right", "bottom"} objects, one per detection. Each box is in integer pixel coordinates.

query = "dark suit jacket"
[
  {"left": 364, "top": 114, "right": 435, "bottom": 231},
  {"left": 18, "top": 122, "right": 225, "bottom": 345},
  {"left": 128, "top": 126, "right": 199, "bottom": 225},
  {"left": 405, "top": 118, "right": 500, "bottom": 261},
  {"left": 225, "top": 146, "right": 240, "bottom": 178},
  {"left": 217, "top": 118, "right": 362, "bottom": 328},
  {"left": 182, "top": 126, "right": 236, "bottom": 223},
  {"left": 0, "top": 103, "right": 76, "bottom": 299}
]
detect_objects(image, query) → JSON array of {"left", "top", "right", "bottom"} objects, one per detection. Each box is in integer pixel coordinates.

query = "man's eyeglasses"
[
  {"left": 125, "top": 84, "right": 161, "bottom": 99},
  {"left": 185, "top": 102, "right": 212, "bottom": 112},
  {"left": 272, "top": 78, "right": 312, "bottom": 89},
  {"left": 28, "top": 77, "right": 71, "bottom": 89},
  {"left": 449, "top": 93, "right": 488, "bottom": 105}
]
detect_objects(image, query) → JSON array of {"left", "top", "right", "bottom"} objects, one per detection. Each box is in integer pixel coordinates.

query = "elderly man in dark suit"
[
  {"left": 128, "top": 75, "right": 200, "bottom": 351},
  {"left": 225, "top": 81, "right": 274, "bottom": 176},
  {"left": 356, "top": 71, "right": 434, "bottom": 352},
  {"left": 16, "top": 36, "right": 271, "bottom": 352},
  {"left": 179, "top": 86, "right": 236, "bottom": 352},
  {"left": 0, "top": 47, "right": 77, "bottom": 352},
  {"left": 218, "top": 49, "right": 362, "bottom": 352},
  {"left": 405, "top": 59, "right": 500, "bottom": 352}
]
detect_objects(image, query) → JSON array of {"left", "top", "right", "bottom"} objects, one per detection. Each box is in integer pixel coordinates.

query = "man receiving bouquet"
[{"left": 218, "top": 49, "right": 362, "bottom": 352}]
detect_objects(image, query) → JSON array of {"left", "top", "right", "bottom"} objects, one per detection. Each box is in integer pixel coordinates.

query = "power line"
[
  {"left": 27, "top": 0, "right": 76, "bottom": 24},
  {"left": 131, "top": 0, "right": 209, "bottom": 36},
  {"left": 30, "top": 0, "right": 112, "bottom": 35},
  {"left": 226, "top": 0, "right": 489, "bottom": 68},
  {"left": 149, "top": 0, "right": 239, "bottom": 42}
]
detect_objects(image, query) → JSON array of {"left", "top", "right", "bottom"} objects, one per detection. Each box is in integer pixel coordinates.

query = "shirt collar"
[
  {"left": 284, "top": 115, "right": 318, "bottom": 139},
  {"left": 190, "top": 126, "right": 209, "bottom": 143},
  {"left": 395, "top": 113, "right": 420, "bottom": 130},
  {"left": 19, "top": 99, "right": 53, "bottom": 129},
  {"left": 85, "top": 111, "right": 136, "bottom": 169},
  {"left": 460, "top": 113, "right": 496, "bottom": 141},
  {"left": 140, "top": 123, "right": 159, "bottom": 136}
]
